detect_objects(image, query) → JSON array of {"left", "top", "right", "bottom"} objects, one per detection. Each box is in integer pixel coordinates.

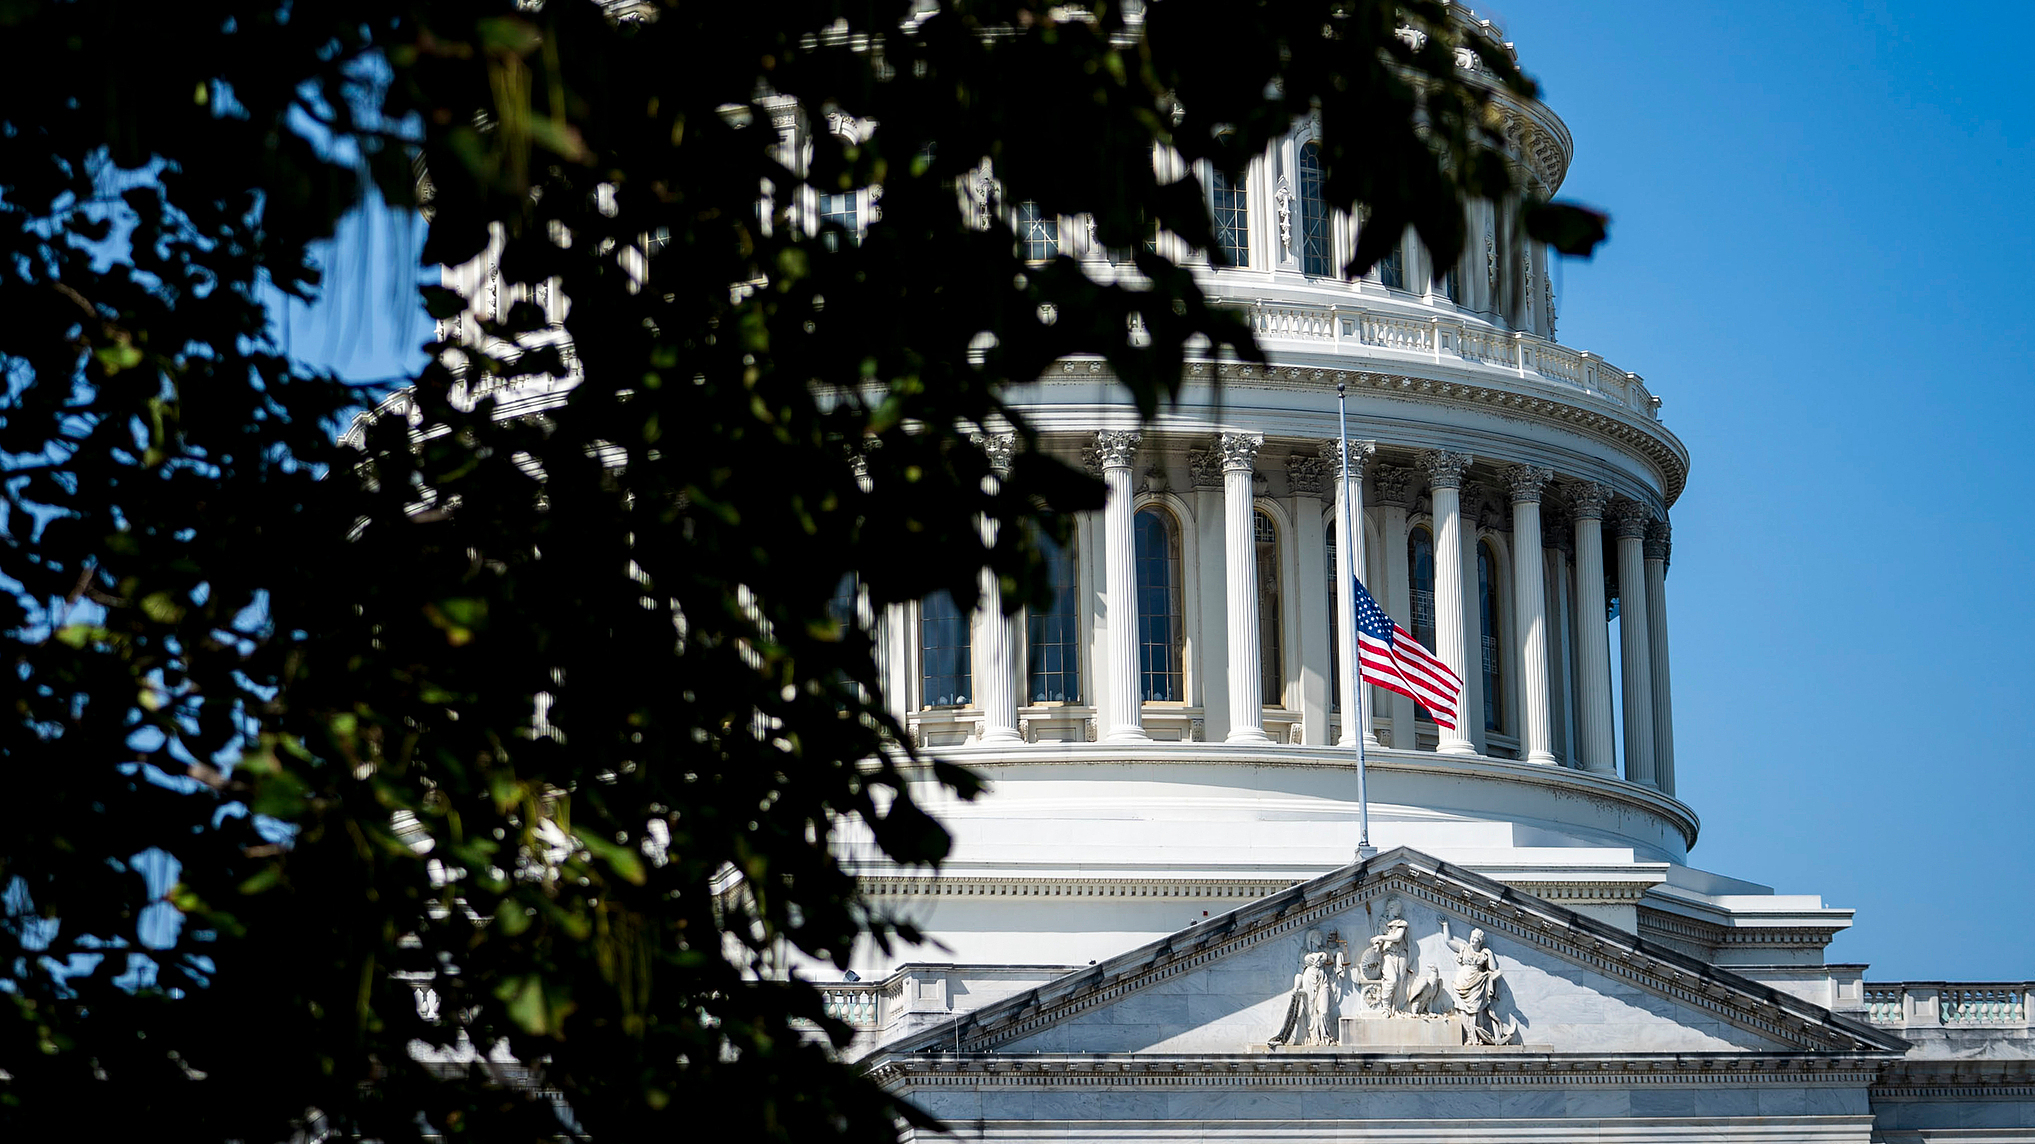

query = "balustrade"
[
  {"left": 1215, "top": 299, "right": 1658, "bottom": 421},
  {"left": 1861, "top": 982, "right": 2034, "bottom": 1028}
]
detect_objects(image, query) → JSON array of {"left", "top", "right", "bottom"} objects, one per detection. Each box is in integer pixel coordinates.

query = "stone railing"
[
  {"left": 1217, "top": 300, "right": 1660, "bottom": 421},
  {"left": 815, "top": 983, "right": 883, "bottom": 1029},
  {"left": 1864, "top": 982, "right": 2033, "bottom": 1028}
]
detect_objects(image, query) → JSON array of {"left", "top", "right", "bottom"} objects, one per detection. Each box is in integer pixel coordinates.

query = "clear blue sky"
[
  {"left": 1492, "top": 0, "right": 2035, "bottom": 978},
  {"left": 289, "top": 1, "right": 2033, "bottom": 981}
]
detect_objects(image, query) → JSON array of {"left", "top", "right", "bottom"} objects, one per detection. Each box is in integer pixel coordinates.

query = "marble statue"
[
  {"left": 1267, "top": 935, "right": 1346, "bottom": 1047},
  {"left": 1356, "top": 898, "right": 1415, "bottom": 1012},
  {"left": 1441, "top": 920, "right": 1520, "bottom": 1045}
]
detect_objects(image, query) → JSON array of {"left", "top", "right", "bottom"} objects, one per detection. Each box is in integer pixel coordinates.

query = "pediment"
[{"left": 886, "top": 848, "right": 1904, "bottom": 1058}]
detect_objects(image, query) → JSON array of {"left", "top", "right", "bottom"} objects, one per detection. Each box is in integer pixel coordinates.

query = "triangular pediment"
[{"left": 885, "top": 848, "right": 1904, "bottom": 1058}]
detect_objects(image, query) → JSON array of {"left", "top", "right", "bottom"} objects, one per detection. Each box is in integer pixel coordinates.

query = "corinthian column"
[
  {"left": 1568, "top": 484, "right": 1617, "bottom": 775},
  {"left": 1374, "top": 466, "right": 1416, "bottom": 749},
  {"left": 1610, "top": 499, "right": 1657, "bottom": 788},
  {"left": 1645, "top": 519, "right": 1676, "bottom": 796},
  {"left": 1097, "top": 430, "right": 1149, "bottom": 742},
  {"left": 973, "top": 435, "right": 1023, "bottom": 744},
  {"left": 1505, "top": 465, "right": 1556, "bottom": 765},
  {"left": 1331, "top": 439, "right": 1376, "bottom": 746},
  {"left": 1422, "top": 449, "right": 1475, "bottom": 755},
  {"left": 1221, "top": 432, "right": 1273, "bottom": 744}
]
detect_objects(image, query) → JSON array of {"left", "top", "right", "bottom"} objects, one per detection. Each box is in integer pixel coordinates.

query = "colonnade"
[{"left": 921, "top": 431, "right": 1678, "bottom": 795}]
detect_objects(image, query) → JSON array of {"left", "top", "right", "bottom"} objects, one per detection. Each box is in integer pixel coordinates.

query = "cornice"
[
  {"left": 861, "top": 876, "right": 1299, "bottom": 901},
  {"left": 1037, "top": 357, "right": 1687, "bottom": 508},
  {"left": 866, "top": 1052, "right": 1890, "bottom": 1091}
]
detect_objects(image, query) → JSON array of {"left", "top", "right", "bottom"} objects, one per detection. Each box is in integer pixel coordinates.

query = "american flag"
[{"left": 1351, "top": 576, "right": 1462, "bottom": 730}]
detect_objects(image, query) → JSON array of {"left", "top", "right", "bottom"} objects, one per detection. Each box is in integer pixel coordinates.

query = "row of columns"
[{"left": 960, "top": 431, "right": 1677, "bottom": 793}]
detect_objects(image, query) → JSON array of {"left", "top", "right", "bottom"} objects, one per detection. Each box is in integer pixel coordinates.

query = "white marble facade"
[{"left": 813, "top": 8, "right": 2035, "bottom": 1143}]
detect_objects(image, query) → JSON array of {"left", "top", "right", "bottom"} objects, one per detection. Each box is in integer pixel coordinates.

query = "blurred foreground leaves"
[{"left": 0, "top": 1, "right": 1601, "bottom": 1139}]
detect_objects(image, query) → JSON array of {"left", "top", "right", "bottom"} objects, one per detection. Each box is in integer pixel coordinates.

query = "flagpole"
[{"left": 1337, "top": 383, "right": 1375, "bottom": 861}]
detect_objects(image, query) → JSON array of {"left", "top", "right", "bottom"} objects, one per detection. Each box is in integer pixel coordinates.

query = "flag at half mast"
[{"left": 1351, "top": 576, "right": 1464, "bottom": 730}]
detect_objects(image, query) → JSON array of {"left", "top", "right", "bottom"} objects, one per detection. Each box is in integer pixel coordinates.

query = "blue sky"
[
  {"left": 1492, "top": 0, "right": 2035, "bottom": 978},
  {"left": 286, "top": 1, "right": 2032, "bottom": 981}
]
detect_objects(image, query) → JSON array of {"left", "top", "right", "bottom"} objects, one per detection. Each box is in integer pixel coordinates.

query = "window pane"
[
  {"left": 1409, "top": 526, "right": 1435, "bottom": 723},
  {"left": 1017, "top": 201, "right": 1058, "bottom": 262},
  {"left": 1211, "top": 168, "right": 1249, "bottom": 267},
  {"left": 1377, "top": 231, "right": 1404, "bottom": 290},
  {"left": 1326, "top": 520, "right": 1340, "bottom": 713},
  {"left": 920, "top": 590, "right": 972, "bottom": 707},
  {"left": 1027, "top": 528, "right": 1082, "bottom": 703},
  {"left": 1479, "top": 543, "right": 1502, "bottom": 732},
  {"left": 1135, "top": 509, "right": 1184, "bottom": 702},
  {"left": 819, "top": 192, "right": 858, "bottom": 251},
  {"left": 1299, "top": 142, "right": 1331, "bottom": 277},
  {"left": 1256, "top": 511, "right": 1282, "bottom": 707}
]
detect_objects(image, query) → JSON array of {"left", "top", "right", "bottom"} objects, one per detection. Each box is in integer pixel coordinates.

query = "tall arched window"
[
  {"left": 1408, "top": 525, "right": 1436, "bottom": 722},
  {"left": 1479, "top": 541, "right": 1504, "bottom": 733},
  {"left": 1135, "top": 508, "right": 1185, "bottom": 702},
  {"left": 1298, "top": 142, "right": 1330, "bottom": 277},
  {"left": 1211, "top": 166, "right": 1249, "bottom": 267},
  {"left": 1256, "top": 510, "right": 1283, "bottom": 706},
  {"left": 1026, "top": 527, "right": 1082, "bottom": 704},
  {"left": 920, "top": 590, "right": 972, "bottom": 708}
]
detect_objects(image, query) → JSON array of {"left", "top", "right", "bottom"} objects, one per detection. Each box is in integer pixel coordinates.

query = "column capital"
[
  {"left": 1504, "top": 464, "right": 1554, "bottom": 504},
  {"left": 1608, "top": 498, "right": 1653, "bottom": 541},
  {"left": 1372, "top": 464, "right": 1415, "bottom": 509},
  {"left": 1566, "top": 481, "right": 1611, "bottom": 520},
  {"left": 1421, "top": 448, "right": 1473, "bottom": 490},
  {"left": 1286, "top": 450, "right": 1329, "bottom": 498},
  {"left": 1644, "top": 518, "right": 1672, "bottom": 564},
  {"left": 1094, "top": 429, "right": 1142, "bottom": 470},
  {"left": 1321, "top": 437, "right": 1376, "bottom": 481},
  {"left": 974, "top": 432, "right": 1017, "bottom": 477},
  {"left": 1188, "top": 446, "right": 1223, "bottom": 489},
  {"left": 1218, "top": 431, "right": 1264, "bottom": 474}
]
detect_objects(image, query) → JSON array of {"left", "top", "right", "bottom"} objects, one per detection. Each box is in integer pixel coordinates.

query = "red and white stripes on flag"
[{"left": 1351, "top": 576, "right": 1464, "bottom": 730}]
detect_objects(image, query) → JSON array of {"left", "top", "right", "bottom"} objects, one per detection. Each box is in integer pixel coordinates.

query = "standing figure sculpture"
[
  {"left": 1267, "top": 942, "right": 1346, "bottom": 1047},
  {"left": 1440, "top": 920, "right": 1519, "bottom": 1044}
]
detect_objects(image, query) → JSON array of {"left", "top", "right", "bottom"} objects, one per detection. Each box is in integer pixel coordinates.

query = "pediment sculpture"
[
  {"left": 1265, "top": 929, "right": 1346, "bottom": 1048},
  {"left": 1266, "top": 898, "right": 1520, "bottom": 1049}
]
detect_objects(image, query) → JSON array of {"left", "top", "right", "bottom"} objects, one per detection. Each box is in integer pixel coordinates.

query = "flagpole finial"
[{"left": 1337, "top": 381, "right": 1347, "bottom": 398}]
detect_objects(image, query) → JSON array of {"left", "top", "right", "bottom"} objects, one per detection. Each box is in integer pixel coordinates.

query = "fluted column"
[
  {"left": 1331, "top": 439, "right": 1377, "bottom": 746},
  {"left": 974, "top": 435, "right": 1023, "bottom": 744},
  {"left": 1097, "top": 430, "right": 1149, "bottom": 741},
  {"left": 1221, "top": 433, "right": 1272, "bottom": 744},
  {"left": 1374, "top": 466, "right": 1416, "bottom": 749},
  {"left": 1505, "top": 466, "right": 1556, "bottom": 765},
  {"left": 1610, "top": 499, "right": 1657, "bottom": 788},
  {"left": 1645, "top": 520, "right": 1676, "bottom": 797},
  {"left": 1422, "top": 450, "right": 1475, "bottom": 755},
  {"left": 1568, "top": 484, "right": 1617, "bottom": 774}
]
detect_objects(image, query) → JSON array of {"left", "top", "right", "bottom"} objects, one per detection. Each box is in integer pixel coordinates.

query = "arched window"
[
  {"left": 920, "top": 590, "right": 972, "bottom": 708},
  {"left": 1408, "top": 525, "right": 1436, "bottom": 722},
  {"left": 1026, "top": 527, "right": 1082, "bottom": 704},
  {"left": 1256, "top": 510, "right": 1283, "bottom": 706},
  {"left": 1135, "top": 508, "right": 1185, "bottom": 702},
  {"left": 1479, "top": 541, "right": 1504, "bottom": 733},
  {"left": 1017, "top": 201, "right": 1058, "bottom": 262},
  {"left": 1298, "top": 142, "right": 1331, "bottom": 277},
  {"left": 1211, "top": 166, "right": 1249, "bottom": 267}
]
